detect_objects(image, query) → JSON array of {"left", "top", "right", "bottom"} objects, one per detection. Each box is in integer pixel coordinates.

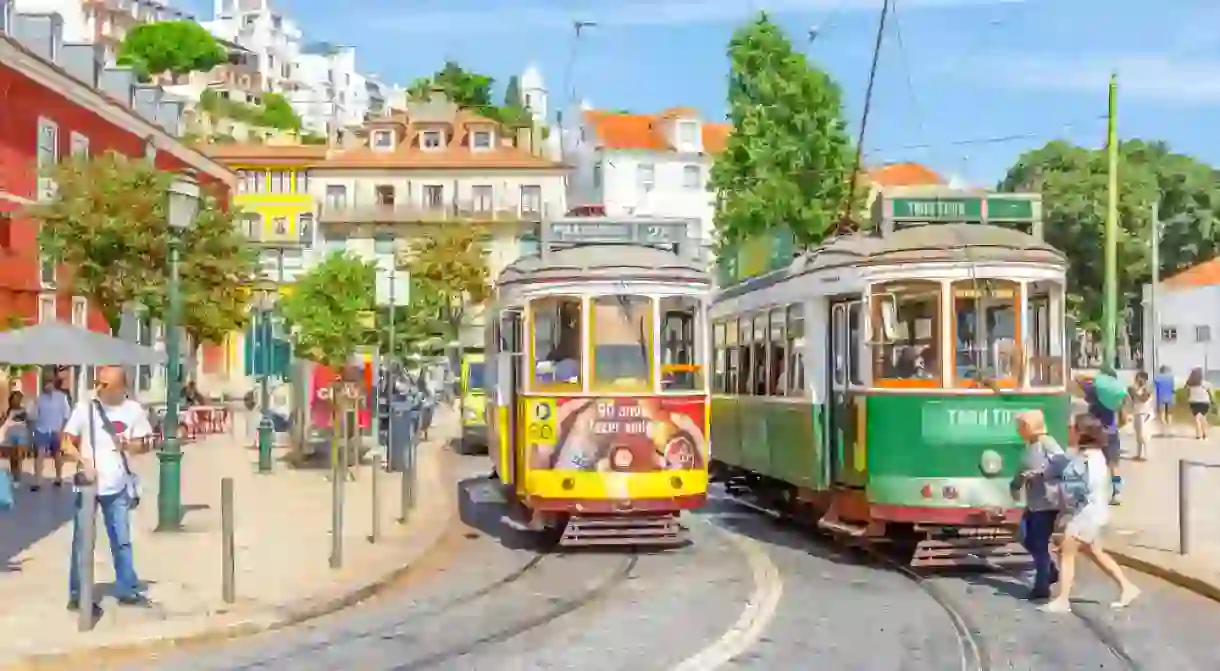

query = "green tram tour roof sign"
[{"left": 714, "top": 188, "right": 1042, "bottom": 286}]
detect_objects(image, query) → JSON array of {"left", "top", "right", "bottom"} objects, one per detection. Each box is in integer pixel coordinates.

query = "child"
[{"left": 1011, "top": 410, "right": 1064, "bottom": 600}]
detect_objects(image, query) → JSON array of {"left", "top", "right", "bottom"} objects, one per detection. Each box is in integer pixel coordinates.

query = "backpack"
[{"left": 1058, "top": 455, "right": 1091, "bottom": 512}]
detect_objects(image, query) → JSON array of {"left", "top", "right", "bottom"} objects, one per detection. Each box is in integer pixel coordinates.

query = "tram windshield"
[
  {"left": 872, "top": 280, "right": 942, "bottom": 387},
  {"left": 952, "top": 279, "right": 1019, "bottom": 387},
  {"left": 528, "top": 294, "right": 706, "bottom": 393}
]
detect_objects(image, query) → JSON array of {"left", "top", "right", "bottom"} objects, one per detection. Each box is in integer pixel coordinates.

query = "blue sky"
[{"left": 183, "top": 0, "right": 1220, "bottom": 185}]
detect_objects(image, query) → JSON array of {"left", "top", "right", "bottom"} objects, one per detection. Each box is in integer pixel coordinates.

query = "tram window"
[
  {"left": 848, "top": 302, "right": 864, "bottom": 386},
  {"left": 660, "top": 296, "right": 703, "bottom": 392},
  {"left": 726, "top": 319, "right": 740, "bottom": 394},
  {"left": 591, "top": 295, "right": 653, "bottom": 392},
  {"left": 871, "top": 281, "right": 941, "bottom": 388},
  {"left": 712, "top": 322, "right": 727, "bottom": 393},
  {"left": 737, "top": 319, "right": 752, "bottom": 395},
  {"left": 951, "top": 279, "right": 1020, "bottom": 388},
  {"left": 499, "top": 311, "right": 522, "bottom": 353},
  {"left": 769, "top": 309, "right": 786, "bottom": 396},
  {"left": 753, "top": 315, "right": 768, "bottom": 396},
  {"left": 1029, "top": 280, "right": 1065, "bottom": 386},
  {"left": 530, "top": 296, "right": 583, "bottom": 390},
  {"left": 787, "top": 305, "right": 805, "bottom": 393}
]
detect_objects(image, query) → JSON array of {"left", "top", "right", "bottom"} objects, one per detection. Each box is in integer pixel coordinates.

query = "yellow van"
[{"left": 458, "top": 352, "right": 487, "bottom": 454}]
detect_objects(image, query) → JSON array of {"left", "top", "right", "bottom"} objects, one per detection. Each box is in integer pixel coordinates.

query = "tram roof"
[{"left": 497, "top": 244, "right": 710, "bottom": 287}]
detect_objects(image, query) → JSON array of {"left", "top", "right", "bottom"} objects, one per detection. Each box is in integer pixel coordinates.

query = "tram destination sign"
[
  {"left": 890, "top": 196, "right": 1035, "bottom": 222},
  {"left": 548, "top": 220, "right": 687, "bottom": 244}
]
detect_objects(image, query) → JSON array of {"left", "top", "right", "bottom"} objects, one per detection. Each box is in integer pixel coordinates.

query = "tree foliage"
[
  {"left": 117, "top": 21, "right": 226, "bottom": 81},
  {"left": 259, "top": 92, "right": 302, "bottom": 131},
  {"left": 368, "top": 280, "right": 448, "bottom": 358},
  {"left": 30, "top": 152, "right": 257, "bottom": 340},
  {"left": 279, "top": 252, "right": 375, "bottom": 370},
  {"left": 999, "top": 139, "right": 1220, "bottom": 331},
  {"left": 401, "top": 226, "right": 492, "bottom": 343},
  {"left": 407, "top": 61, "right": 532, "bottom": 128},
  {"left": 709, "top": 13, "right": 856, "bottom": 248},
  {"left": 504, "top": 75, "right": 522, "bottom": 109}
]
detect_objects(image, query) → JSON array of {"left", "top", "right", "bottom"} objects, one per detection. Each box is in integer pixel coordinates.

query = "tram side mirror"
[{"left": 875, "top": 294, "right": 899, "bottom": 342}]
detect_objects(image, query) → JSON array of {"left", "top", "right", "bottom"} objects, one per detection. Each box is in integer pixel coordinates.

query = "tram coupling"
[{"left": 560, "top": 513, "right": 687, "bottom": 548}]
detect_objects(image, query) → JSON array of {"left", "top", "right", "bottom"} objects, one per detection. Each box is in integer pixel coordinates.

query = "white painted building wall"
[
  {"left": 1142, "top": 282, "right": 1220, "bottom": 379},
  {"left": 206, "top": 0, "right": 301, "bottom": 94}
]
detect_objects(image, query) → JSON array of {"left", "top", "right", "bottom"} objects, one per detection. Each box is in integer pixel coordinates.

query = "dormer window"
[
  {"left": 471, "top": 130, "right": 493, "bottom": 151},
  {"left": 421, "top": 130, "right": 443, "bottom": 150},
  {"left": 372, "top": 130, "right": 394, "bottom": 151},
  {"left": 677, "top": 120, "right": 700, "bottom": 148}
]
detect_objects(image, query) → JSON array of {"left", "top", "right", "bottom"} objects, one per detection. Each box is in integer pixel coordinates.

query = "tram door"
[
  {"left": 826, "top": 302, "right": 851, "bottom": 486},
  {"left": 496, "top": 310, "right": 524, "bottom": 489}
]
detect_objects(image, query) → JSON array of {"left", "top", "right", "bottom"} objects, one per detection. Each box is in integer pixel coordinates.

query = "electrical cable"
[
  {"left": 863, "top": 115, "right": 1108, "bottom": 156},
  {"left": 836, "top": 0, "right": 890, "bottom": 236},
  {"left": 889, "top": 1, "right": 928, "bottom": 155}
]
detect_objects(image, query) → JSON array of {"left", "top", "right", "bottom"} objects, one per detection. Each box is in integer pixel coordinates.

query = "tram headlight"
[{"left": 980, "top": 449, "right": 1003, "bottom": 476}]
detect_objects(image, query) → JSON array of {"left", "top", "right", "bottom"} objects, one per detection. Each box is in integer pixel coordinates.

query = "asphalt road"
[{"left": 123, "top": 456, "right": 1220, "bottom": 671}]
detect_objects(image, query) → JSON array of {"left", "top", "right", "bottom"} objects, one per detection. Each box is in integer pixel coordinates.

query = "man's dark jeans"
[{"left": 1021, "top": 509, "right": 1060, "bottom": 596}]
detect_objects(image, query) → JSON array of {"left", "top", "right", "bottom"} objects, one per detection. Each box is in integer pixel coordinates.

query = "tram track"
[{"left": 715, "top": 489, "right": 1137, "bottom": 671}]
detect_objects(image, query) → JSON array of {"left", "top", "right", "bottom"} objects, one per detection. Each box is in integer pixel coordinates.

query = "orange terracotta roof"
[
  {"left": 1163, "top": 258, "right": 1220, "bottom": 289},
  {"left": 867, "top": 162, "right": 945, "bottom": 187},
  {"left": 199, "top": 144, "right": 329, "bottom": 163},
  {"left": 583, "top": 109, "right": 731, "bottom": 153}
]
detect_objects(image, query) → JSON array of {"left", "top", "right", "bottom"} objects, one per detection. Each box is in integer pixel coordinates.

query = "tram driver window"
[
  {"left": 871, "top": 281, "right": 941, "bottom": 387},
  {"left": 1028, "top": 280, "right": 1065, "bottom": 386},
  {"left": 591, "top": 295, "right": 653, "bottom": 392},
  {"left": 952, "top": 279, "right": 1020, "bottom": 388},
  {"left": 531, "top": 297, "right": 583, "bottom": 389},
  {"left": 660, "top": 296, "right": 703, "bottom": 391}
]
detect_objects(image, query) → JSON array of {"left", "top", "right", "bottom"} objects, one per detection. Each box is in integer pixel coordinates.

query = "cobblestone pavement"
[{"left": 96, "top": 451, "right": 1219, "bottom": 671}]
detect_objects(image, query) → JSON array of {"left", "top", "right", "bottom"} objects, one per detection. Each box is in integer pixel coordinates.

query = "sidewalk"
[
  {"left": 1104, "top": 423, "right": 1220, "bottom": 602},
  {"left": 0, "top": 408, "right": 460, "bottom": 667}
]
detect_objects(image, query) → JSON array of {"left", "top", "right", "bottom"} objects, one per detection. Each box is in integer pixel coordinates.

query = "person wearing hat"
[{"left": 1073, "top": 369, "right": 1127, "bottom": 505}]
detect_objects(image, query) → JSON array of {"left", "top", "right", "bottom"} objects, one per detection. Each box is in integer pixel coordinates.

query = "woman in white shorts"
[{"left": 1041, "top": 415, "right": 1141, "bottom": 613}]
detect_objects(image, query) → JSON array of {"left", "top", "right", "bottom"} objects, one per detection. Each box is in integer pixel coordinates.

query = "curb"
[
  {"left": 1108, "top": 546, "right": 1220, "bottom": 605},
  {"left": 6, "top": 432, "right": 461, "bottom": 671}
]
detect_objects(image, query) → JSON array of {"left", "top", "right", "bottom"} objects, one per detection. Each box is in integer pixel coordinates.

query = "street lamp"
[
  {"left": 254, "top": 279, "right": 278, "bottom": 473},
  {"left": 156, "top": 170, "right": 200, "bottom": 532}
]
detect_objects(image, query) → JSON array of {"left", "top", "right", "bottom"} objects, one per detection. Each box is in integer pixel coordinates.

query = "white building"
[
  {"left": 14, "top": 0, "right": 191, "bottom": 63},
  {"left": 204, "top": 0, "right": 302, "bottom": 95},
  {"left": 520, "top": 63, "right": 548, "bottom": 126},
  {"left": 1142, "top": 260, "right": 1220, "bottom": 380},
  {"left": 291, "top": 41, "right": 385, "bottom": 135},
  {"left": 567, "top": 107, "right": 728, "bottom": 255}
]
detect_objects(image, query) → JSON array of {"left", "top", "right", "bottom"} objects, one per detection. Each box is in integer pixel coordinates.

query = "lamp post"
[
  {"left": 255, "top": 282, "right": 277, "bottom": 473},
  {"left": 156, "top": 170, "right": 200, "bottom": 532}
]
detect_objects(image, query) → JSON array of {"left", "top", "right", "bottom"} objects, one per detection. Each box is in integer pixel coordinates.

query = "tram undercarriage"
[
  {"left": 502, "top": 493, "right": 689, "bottom": 548},
  {"left": 714, "top": 465, "right": 1030, "bottom": 569}
]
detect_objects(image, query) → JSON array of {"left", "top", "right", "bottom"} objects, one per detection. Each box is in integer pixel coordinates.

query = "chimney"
[
  {"left": 100, "top": 66, "right": 136, "bottom": 107},
  {"left": 132, "top": 85, "right": 163, "bottom": 124},
  {"left": 530, "top": 123, "right": 543, "bottom": 158},
  {"left": 12, "top": 13, "right": 63, "bottom": 64},
  {"left": 156, "top": 94, "right": 185, "bottom": 137},
  {"left": 59, "top": 42, "right": 103, "bottom": 87},
  {"left": 515, "top": 126, "right": 531, "bottom": 154}
]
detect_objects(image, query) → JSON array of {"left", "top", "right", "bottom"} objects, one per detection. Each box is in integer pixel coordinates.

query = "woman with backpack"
[{"left": 1040, "top": 414, "right": 1140, "bottom": 613}]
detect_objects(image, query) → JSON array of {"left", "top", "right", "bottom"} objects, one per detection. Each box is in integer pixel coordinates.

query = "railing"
[
  {"left": 1178, "top": 458, "right": 1220, "bottom": 555},
  {"left": 318, "top": 200, "right": 550, "bottom": 225}
]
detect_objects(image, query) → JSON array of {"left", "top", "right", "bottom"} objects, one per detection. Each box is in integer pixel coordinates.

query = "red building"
[{"left": 0, "top": 21, "right": 236, "bottom": 388}]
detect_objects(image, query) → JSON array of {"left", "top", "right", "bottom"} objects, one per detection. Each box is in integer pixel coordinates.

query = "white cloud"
[
  {"left": 970, "top": 53, "right": 1220, "bottom": 105},
  {"left": 381, "top": 0, "right": 1024, "bottom": 34}
]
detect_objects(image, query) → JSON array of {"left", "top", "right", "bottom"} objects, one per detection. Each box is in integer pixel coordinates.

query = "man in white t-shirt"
[{"left": 61, "top": 367, "right": 153, "bottom": 612}]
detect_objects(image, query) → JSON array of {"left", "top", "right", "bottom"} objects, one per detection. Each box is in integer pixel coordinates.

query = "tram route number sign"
[
  {"left": 548, "top": 220, "right": 686, "bottom": 244},
  {"left": 528, "top": 399, "right": 558, "bottom": 446},
  {"left": 921, "top": 403, "right": 1035, "bottom": 445}
]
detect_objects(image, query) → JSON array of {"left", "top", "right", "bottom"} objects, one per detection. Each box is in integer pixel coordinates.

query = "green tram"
[{"left": 708, "top": 223, "right": 1070, "bottom": 567}]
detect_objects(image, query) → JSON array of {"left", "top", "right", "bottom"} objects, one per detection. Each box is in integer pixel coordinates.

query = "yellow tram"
[{"left": 483, "top": 217, "right": 713, "bottom": 546}]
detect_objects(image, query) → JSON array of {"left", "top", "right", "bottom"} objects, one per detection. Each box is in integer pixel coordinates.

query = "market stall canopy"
[{"left": 0, "top": 322, "right": 165, "bottom": 366}]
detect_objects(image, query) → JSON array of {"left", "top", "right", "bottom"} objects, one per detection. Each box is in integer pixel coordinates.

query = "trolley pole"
[{"left": 1102, "top": 73, "right": 1120, "bottom": 372}]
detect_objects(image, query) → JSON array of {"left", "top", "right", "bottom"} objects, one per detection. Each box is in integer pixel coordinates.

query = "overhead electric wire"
[
  {"left": 863, "top": 115, "right": 1109, "bottom": 156},
  {"left": 889, "top": 1, "right": 928, "bottom": 153},
  {"left": 836, "top": 0, "right": 890, "bottom": 235}
]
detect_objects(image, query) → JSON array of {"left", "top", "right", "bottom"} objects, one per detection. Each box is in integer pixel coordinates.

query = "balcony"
[{"left": 318, "top": 200, "right": 549, "bottom": 225}]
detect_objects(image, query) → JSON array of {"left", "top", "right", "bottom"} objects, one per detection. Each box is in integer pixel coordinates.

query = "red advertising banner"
[
  {"left": 308, "top": 361, "right": 373, "bottom": 431},
  {"left": 527, "top": 396, "right": 707, "bottom": 472}
]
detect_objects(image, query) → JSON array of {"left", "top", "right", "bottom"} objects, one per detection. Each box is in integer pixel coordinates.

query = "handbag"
[{"left": 90, "top": 400, "right": 142, "bottom": 508}]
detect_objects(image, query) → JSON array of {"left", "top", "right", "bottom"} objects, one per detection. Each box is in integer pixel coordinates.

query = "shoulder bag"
[{"left": 91, "top": 400, "right": 142, "bottom": 508}]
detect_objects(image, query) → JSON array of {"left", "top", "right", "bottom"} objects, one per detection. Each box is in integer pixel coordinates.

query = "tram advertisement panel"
[{"left": 526, "top": 396, "right": 707, "bottom": 472}]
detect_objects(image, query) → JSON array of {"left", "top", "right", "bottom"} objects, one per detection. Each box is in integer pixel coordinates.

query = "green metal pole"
[
  {"left": 257, "top": 290, "right": 274, "bottom": 472},
  {"left": 156, "top": 235, "right": 183, "bottom": 531},
  {"left": 1102, "top": 73, "right": 1119, "bottom": 373}
]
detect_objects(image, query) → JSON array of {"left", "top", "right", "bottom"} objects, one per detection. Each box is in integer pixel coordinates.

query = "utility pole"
[
  {"left": 1150, "top": 200, "right": 1161, "bottom": 375},
  {"left": 1102, "top": 73, "right": 1119, "bottom": 372}
]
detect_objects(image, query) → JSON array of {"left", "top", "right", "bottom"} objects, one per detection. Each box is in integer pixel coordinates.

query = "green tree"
[
  {"left": 117, "top": 21, "right": 227, "bottom": 82},
  {"left": 280, "top": 251, "right": 375, "bottom": 369},
  {"left": 177, "top": 196, "right": 260, "bottom": 348},
  {"left": 259, "top": 92, "right": 302, "bottom": 131},
  {"left": 709, "top": 13, "right": 856, "bottom": 248},
  {"left": 31, "top": 152, "right": 170, "bottom": 331},
  {"left": 401, "top": 226, "right": 492, "bottom": 351},
  {"left": 369, "top": 280, "right": 448, "bottom": 360},
  {"left": 998, "top": 139, "right": 1220, "bottom": 333},
  {"left": 504, "top": 75, "right": 522, "bottom": 109}
]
